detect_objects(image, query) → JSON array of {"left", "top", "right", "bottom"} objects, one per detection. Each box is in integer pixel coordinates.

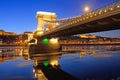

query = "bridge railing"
[{"left": 89, "top": 0, "right": 120, "bottom": 15}]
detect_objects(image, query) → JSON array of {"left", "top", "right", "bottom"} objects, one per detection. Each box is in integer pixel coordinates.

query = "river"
[{"left": 0, "top": 45, "right": 120, "bottom": 80}]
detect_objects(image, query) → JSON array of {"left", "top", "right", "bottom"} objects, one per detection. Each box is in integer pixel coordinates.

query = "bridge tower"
[
  {"left": 35, "top": 11, "right": 57, "bottom": 35},
  {"left": 29, "top": 11, "right": 60, "bottom": 54}
]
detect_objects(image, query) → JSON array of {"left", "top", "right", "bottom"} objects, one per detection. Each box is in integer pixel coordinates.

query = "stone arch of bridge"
[{"left": 35, "top": 11, "right": 57, "bottom": 35}]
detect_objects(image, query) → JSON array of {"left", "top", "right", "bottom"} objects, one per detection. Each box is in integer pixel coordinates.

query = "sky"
[{"left": 0, "top": 0, "right": 120, "bottom": 38}]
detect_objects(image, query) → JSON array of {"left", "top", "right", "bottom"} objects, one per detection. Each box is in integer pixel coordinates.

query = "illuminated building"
[
  {"left": 0, "top": 30, "right": 4, "bottom": 35},
  {"left": 0, "top": 39, "right": 2, "bottom": 44},
  {"left": 0, "top": 30, "right": 16, "bottom": 36},
  {"left": 80, "top": 34, "right": 96, "bottom": 38},
  {"left": 0, "top": 30, "right": 30, "bottom": 45},
  {"left": 23, "top": 32, "right": 33, "bottom": 41},
  {"left": 59, "top": 35, "right": 120, "bottom": 45}
]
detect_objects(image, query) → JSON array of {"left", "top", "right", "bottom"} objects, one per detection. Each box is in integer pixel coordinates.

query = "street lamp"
[{"left": 84, "top": 6, "right": 90, "bottom": 13}]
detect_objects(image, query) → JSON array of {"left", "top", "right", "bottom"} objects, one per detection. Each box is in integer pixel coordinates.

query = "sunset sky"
[{"left": 0, "top": 0, "right": 120, "bottom": 38}]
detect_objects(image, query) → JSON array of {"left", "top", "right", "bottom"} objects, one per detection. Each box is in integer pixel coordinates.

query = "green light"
[
  {"left": 43, "top": 61, "right": 49, "bottom": 67},
  {"left": 42, "top": 38, "right": 49, "bottom": 43}
]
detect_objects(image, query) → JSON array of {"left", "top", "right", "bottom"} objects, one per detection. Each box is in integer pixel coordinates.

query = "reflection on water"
[
  {"left": 60, "top": 45, "right": 120, "bottom": 80},
  {"left": 0, "top": 45, "right": 120, "bottom": 80},
  {"left": 31, "top": 53, "right": 61, "bottom": 68},
  {"left": 0, "top": 46, "right": 29, "bottom": 56},
  {"left": 62, "top": 45, "right": 120, "bottom": 52},
  {"left": 0, "top": 46, "right": 34, "bottom": 80},
  {"left": 31, "top": 53, "right": 61, "bottom": 80},
  {"left": 31, "top": 53, "right": 77, "bottom": 80}
]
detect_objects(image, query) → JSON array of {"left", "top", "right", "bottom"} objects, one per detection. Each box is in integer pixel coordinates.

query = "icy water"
[{"left": 0, "top": 45, "right": 120, "bottom": 80}]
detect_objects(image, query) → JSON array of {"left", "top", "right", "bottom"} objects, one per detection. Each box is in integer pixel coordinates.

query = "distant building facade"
[
  {"left": 0, "top": 29, "right": 33, "bottom": 45},
  {"left": 59, "top": 35, "right": 120, "bottom": 45},
  {"left": 0, "top": 30, "right": 4, "bottom": 35},
  {"left": 0, "top": 30, "right": 16, "bottom": 36},
  {"left": 80, "top": 34, "right": 96, "bottom": 38},
  {"left": 0, "top": 29, "right": 120, "bottom": 45}
]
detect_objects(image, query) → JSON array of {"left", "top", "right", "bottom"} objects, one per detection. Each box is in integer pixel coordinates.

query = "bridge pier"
[{"left": 29, "top": 38, "right": 60, "bottom": 54}]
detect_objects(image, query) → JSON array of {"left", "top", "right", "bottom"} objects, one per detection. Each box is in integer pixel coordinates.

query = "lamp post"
[{"left": 84, "top": 6, "right": 90, "bottom": 13}]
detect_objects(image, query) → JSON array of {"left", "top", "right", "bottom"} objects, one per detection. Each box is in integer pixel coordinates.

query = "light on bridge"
[
  {"left": 104, "top": 10, "right": 107, "bottom": 13},
  {"left": 37, "top": 31, "right": 44, "bottom": 35},
  {"left": 43, "top": 61, "right": 49, "bottom": 67},
  {"left": 110, "top": 8, "right": 113, "bottom": 10},
  {"left": 50, "top": 60, "right": 58, "bottom": 67},
  {"left": 42, "top": 38, "right": 49, "bottom": 43},
  {"left": 117, "top": 5, "right": 120, "bottom": 8},
  {"left": 84, "top": 6, "right": 90, "bottom": 12},
  {"left": 50, "top": 38, "right": 58, "bottom": 44}
]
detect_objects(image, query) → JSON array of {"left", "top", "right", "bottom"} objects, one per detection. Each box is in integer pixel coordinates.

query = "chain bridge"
[{"left": 29, "top": 0, "right": 120, "bottom": 53}]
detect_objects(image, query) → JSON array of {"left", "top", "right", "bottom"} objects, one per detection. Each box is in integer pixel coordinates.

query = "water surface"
[{"left": 0, "top": 45, "right": 120, "bottom": 80}]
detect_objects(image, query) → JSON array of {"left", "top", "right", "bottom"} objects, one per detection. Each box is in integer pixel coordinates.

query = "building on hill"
[
  {"left": 0, "top": 30, "right": 5, "bottom": 35},
  {"left": 0, "top": 30, "right": 16, "bottom": 36},
  {"left": 59, "top": 35, "right": 120, "bottom": 45}
]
